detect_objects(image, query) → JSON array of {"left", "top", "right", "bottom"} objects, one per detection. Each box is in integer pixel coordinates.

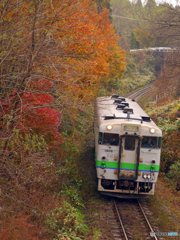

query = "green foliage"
[
  {"left": 160, "top": 150, "right": 179, "bottom": 173},
  {"left": 145, "top": 0, "right": 157, "bottom": 9},
  {"left": 164, "top": 162, "right": 180, "bottom": 189},
  {"left": 130, "top": 31, "right": 140, "bottom": 49},
  {"left": 158, "top": 120, "right": 179, "bottom": 134},
  {"left": 146, "top": 99, "right": 180, "bottom": 135},
  {"left": 111, "top": 0, "right": 171, "bottom": 48},
  {"left": 136, "top": 0, "right": 142, "bottom": 7},
  {"left": 97, "top": 51, "right": 156, "bottom": 97},
  {"left": 95, "top": 0, "right": 111, "bottom": 13},
  {"left": 0, "top": 129, "right": 48, "bottom": 156},
  {"left": 146, "top": 100, "right": 180, "bottom": 177},
  {"left": 61, "top": 186, "right": 85, "bottom": 208},
  {"left": 92, "top": 228, "right": 101, "bottom": 239},
  {"left": 46, "top": 201, "right": 88, "bottom": 240}
]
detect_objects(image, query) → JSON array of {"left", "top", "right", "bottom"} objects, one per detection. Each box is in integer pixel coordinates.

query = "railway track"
[
  {"left": 107, "top": 198, "right": 163, "bottom": 240},
  {"left": 126, "top": 85, "right": 153, "bottom": 102}
]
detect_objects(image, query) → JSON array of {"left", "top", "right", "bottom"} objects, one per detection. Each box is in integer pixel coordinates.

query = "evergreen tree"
[
  {"left": 130, "top": 31, "right": 140, "bottom": 49},
  {"left": 136, "top": 0, "right": 142, "bottom": 7},
  {"left": 95, "top": 0, "right": 111, "bottom": 13},
  {"left": 145, "top": 0, "right": 156, "bottom": 9}
]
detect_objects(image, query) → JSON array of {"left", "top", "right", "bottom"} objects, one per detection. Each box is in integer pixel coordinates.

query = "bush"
[
  {"left": 164, "top": 162, "right": 180, "bottom": 189},
  {"left": 160, "top": 150, "right": 179, "bottom": 173},
  {"left": 46, "top": 201, "right": 88, "bottom": 240}
]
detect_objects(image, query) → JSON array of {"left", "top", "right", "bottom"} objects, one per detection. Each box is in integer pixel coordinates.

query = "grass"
[{"left": 92, "top": 228, "right": 101, "bottom": 240}]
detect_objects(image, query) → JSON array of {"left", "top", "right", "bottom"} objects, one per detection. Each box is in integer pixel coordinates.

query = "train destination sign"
[{"left": 124, "top": 125, "right": 139, "bottom": 132}]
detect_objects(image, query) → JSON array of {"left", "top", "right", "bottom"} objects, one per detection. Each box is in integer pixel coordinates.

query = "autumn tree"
[
  {"left": 0, "top": 0, "right": 126, "bottom": 218},
  {"left": 154, "top": 51, "right": 180, "bottom": 101},
  {"left": 0, "top": 0, "right": 126, "bottom": 159},
  {"left": 145, "top": 4, "right": 180, "bottom": 100},
  {"left": 134, "top": 27, "right": 154, "bottom": 47}
]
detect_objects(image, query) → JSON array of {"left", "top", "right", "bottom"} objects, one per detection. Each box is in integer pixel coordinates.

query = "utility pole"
[{"left": 156, "top": 95, "right": 159, "bottom": 107}]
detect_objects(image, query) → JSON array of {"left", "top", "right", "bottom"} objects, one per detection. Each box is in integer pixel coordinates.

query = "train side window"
[
  {"left": 98, "top": 132, "right": 103, "bottom": 144},
  {"left": 103, "top": 133, "right": 119, "bottom": 146},
  {"left": 158, "top": 137, "right": 162, "bottom": 148},
  {"left": 141, "top": 136, "right": 158, "bottom": 148},
  {"left": 124, "top": 136, "right": 135, "bottom": 150}
]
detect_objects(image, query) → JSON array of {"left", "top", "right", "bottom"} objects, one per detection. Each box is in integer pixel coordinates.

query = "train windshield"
[
  {"left": 141, "top": 136, "right": 162, "bottom": 148},
  {"left": 125, "top": 136, "right": 135, "bottom": 150},
  {"left": 98, "top": 132, "right": 119, "bottom": 146}
]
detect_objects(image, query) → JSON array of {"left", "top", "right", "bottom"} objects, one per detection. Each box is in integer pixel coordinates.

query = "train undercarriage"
[{"left": 98, "top": 178, "right": 155, "bottom": 198}]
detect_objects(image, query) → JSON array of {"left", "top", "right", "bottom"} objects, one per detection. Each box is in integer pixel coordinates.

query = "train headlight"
[
  {"left": 149, "top": 128, "right": 156, "bottom": 134},
  {"left": 107, "top": 125, "right": 113, "bottom": 131}
]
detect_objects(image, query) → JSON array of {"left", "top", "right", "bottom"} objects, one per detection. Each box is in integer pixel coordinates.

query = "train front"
[{"left": 95, "top": 96, "right": 162, "bottom": 198}]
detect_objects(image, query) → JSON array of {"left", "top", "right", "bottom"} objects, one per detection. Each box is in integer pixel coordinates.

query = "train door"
[{"left": 118, "top": 135, "right": 140, "bottom": 181}]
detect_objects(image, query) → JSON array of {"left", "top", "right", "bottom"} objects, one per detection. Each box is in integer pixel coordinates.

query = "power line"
[
  {"left": 111, "top": 14, "right": 148, "bottom": 22},
  {"left": 111, "top": 14, "right": 179, "bottom": 25}
]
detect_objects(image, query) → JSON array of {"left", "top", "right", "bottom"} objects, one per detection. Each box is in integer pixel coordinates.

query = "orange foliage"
[
  {"left": 0, "top": 0, "right": 126, "bottom": 153},
  {"left": 1, "top": 0, "right": 126, "bottom": 101},
  {"left": 134, "top": 28, "right": 154, "bottom": 48},
  {"left": 0, "top": 3, "right": 126, "bottom": 237},
  {"left": 49, "top": 1, "right": 126, "bottom": 98}
]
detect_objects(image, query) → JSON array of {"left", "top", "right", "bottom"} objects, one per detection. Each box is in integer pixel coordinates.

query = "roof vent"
[
  {"left": 111, "top": 93, "right": 119, "bottom": 99},
  {"left": 141, "top": 116, "right": 151, "bottom": 122},
  {"left": 123, "top": 107, "right": 133, "bottom": 114},
  {"left": 104, "top": 115, "right": 115, "bottom": 120},
  {"left": 116, "top": 104, "right": 126, "bottom": 110},
  {"left": 118, "top": 97, "right": 125, "bottom": 101},
  {"left": 114, "top": 99, "right": 123, "bottom": 104},
  {"left": 121, "top": 102, "right": 129, "bottom": 107}
]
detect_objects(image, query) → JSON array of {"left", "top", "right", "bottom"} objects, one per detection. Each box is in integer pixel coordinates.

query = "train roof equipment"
[{"left": 96, "top": 95, "right": 162, "bottom": 135}]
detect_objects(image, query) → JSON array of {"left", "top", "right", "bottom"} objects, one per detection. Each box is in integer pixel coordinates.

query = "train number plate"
[{"left": 124, "top": 126, "right": 139, "bottom": 132}]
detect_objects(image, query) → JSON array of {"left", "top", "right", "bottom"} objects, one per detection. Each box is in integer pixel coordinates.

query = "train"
[{"left": 94, "top": 94, "right": 162, "bottom": 198}]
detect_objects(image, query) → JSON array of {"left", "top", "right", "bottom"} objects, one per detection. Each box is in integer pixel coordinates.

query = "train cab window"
[
  {"left": 124, "top": 136, "right": 135, "bottom": 150},
  {"left": 141, "top": 136, "right": 158, "bottom": 148},
  {"left": 158, "top": 137, "right": 162, "bottom": 148},
  {"left": 98, "top": 132, "right": 103, "bottom": 144},
  {"left": 98, "top": 132, "right": 119, "bottom": 146}
]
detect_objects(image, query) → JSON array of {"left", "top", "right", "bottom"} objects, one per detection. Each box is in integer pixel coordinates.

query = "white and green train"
[{"left": 94, "top": 95, "right": 162, "bottom": 198}]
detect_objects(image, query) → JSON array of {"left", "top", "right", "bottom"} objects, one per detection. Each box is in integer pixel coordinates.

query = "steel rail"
[
  {"left": 129, "top": 87, "right": 151, "bottom": 99},
  {"left": 128, "top": 86, "right": 152, "bottom": 99},
  {"left": 137, "top": 200, "right": 158, "bottom": 240},
  {"left": 135, "top": 89, "right": 152, "bottom": 101},
  {"left": 113, "top": 199, "right": 128, "bottom": 240},
  {"left": 128, "top": 87, "right": 148, "bottom": 98}
]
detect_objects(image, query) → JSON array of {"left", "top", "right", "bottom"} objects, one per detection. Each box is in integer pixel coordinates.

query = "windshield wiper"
[{"left": 148, "top": 145, "right": 157, "bottom": 152}]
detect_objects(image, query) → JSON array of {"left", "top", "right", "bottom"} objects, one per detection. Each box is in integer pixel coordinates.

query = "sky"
[{"left": 142, "top": 0, "right": 179, "bottom": 6}]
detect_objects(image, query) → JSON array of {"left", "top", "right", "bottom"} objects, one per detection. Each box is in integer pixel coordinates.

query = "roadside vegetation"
[{"left": 145, "top": 99, "right": 180, "bottom": 189}]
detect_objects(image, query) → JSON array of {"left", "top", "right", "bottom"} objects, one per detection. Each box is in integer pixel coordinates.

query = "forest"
[{"left": 0, "top": 0, "right": 180, "bottom": 239}]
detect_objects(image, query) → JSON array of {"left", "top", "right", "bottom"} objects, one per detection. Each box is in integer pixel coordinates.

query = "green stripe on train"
[{"left": 96, "top": 160, "right": 160, "bottom": 171}]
